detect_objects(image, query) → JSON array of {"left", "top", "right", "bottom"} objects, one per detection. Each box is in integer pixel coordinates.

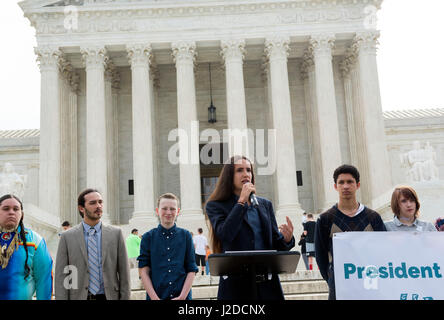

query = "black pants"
[
  {"left": 87, "top": 292, "right": 107, "bottom": 300},
  {"left": 195, "top": 254, "right": 206, "bottom": 267}
]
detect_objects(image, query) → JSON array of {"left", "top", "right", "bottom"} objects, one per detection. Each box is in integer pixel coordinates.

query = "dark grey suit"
[{"left": 54, "top": 223, "right": 131, "bottom": 300}]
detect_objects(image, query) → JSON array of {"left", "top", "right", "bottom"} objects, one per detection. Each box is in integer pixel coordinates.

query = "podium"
[{"left": 208, "top": 250, "right": 300, "bottom": 299}]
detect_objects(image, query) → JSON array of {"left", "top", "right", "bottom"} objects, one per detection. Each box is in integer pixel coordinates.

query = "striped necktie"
[{"left": 87, "top": 228, "right": 100, "bottom": 295}]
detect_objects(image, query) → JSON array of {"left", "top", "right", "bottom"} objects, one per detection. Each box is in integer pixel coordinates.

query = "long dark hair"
[
  {"left": 0, "top": 194, "right": 30, "bottom": 279},
  {"left": 204, "top": 155, "right": 255, "bottom": 253}
]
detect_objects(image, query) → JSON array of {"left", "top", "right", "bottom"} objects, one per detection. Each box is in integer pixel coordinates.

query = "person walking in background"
[
  {"left": 61, "top": 221, "right": 71, "bottom": 231},
  {"left": 303, "top": 213, "right": 316, "bottom": 270},
  {"left": 58, "top": 221, "right": 72, "bottom": 237},
  {"left": 204, "top": 245, "right": 212, "bottom": 275},
  {"left": 193, "top": 227, "right": 208, "bottom": 276},
  {"left": 126, "top": 228, "right": 142, "bottom": 269},
  {"left": 298, "top": 232, "right": 309, "bottom": 270},
  {"left": 301, "top": 212, "right": 307, "bottom": 225},
  {"left": 0, "top": 194, "right": 53, "bottom": 300},
  {"left": 385, "top": 186, "right": 436, "bottom": 232}
]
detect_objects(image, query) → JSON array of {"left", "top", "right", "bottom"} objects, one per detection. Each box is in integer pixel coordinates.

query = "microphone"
[
  {"left": 249, "top": 192, "right": 259, "bottom": 208},
  {"left": 242, "top": 181, "right": 259, "bottom": 207}
]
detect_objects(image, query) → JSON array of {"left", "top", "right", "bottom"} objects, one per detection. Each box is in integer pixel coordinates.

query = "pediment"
[
  {"left": 19, "top": 0, "right": 83, "bottom": 10},
  {"left": 21, "top": 0, "right": 238, "bottom": 9},
  {"left": 20, "top": 0, "right": 162, "bottom": 8},
  {"left": 44, "top": 0, "right": 85, "bottom": 7}
]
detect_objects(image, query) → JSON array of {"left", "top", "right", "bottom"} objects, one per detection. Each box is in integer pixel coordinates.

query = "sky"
[{"left": 0, "top": 0, "right": 443, "bottom": 131}]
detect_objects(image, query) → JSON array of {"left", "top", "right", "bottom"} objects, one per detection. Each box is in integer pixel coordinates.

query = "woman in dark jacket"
[{"left": 205, "top": 155, "right": 295, "bottom": 300}]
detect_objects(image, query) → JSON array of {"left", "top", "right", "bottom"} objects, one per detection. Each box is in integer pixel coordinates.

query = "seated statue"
[
  {"left": 0, "top": 163, "right": 27, "bottom": 199},
  {"left": 424, "top": 141, "right": 439, "bottom": 180},
  {"left": 400, "top": 141, "right": 440, "bottom": 182}
]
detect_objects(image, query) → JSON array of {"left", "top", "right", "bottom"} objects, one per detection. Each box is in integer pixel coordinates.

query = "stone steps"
[{"left": 130, "top": 270, "right": 329, "bottom": 300}]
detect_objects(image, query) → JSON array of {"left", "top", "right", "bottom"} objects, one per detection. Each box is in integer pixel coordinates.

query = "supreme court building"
[{"left": 4, "top": 0, "right": 443, "bottom": 253}]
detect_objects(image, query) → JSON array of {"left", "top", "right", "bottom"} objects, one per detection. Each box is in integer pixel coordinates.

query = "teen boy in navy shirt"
[{"left": 138, "top": 193, "right": 198, "bottom": 300}]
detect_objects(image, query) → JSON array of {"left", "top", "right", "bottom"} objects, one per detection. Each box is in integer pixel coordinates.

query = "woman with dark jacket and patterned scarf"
[{"left": 204, "top": 155, "right": 295, "bottom": 300}]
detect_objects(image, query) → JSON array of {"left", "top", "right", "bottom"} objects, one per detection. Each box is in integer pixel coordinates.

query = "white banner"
[{"left": 333, "top": 232, "right": 444, "bottom": 300}]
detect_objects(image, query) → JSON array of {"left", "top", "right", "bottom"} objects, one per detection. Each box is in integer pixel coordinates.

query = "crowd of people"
[{"left": 0, "top": 157, "right": 442, "bottom": 300}]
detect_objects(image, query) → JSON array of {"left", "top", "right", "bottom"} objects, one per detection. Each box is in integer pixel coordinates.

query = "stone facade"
[{"left": 7, "top": 0, "right": 438, "bottom": 256}]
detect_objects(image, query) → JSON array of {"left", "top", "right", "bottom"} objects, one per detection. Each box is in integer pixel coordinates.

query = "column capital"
[
  {"left": 300, "top": 49, "right": 315, "bottom": 81},
  {"left": 264, "top": 36, "right": 290, "bottom": 61},
  {"left": 309, "top": 34, "right": 335, "bottom": 58},
  {"left": 127, "top": 43, "right": 152, "bottom": 68},
  {"left": 353, "top": 31, "right": 380, "bottom": 55},
  {"left": 260, "top": 54, "right": 270, "bottom": 83},
  {"left": 105, "top": 60, "right": 116, "bottom": 82},
  {"left": 105, "top": 60, "right": 121, "bottom": 91},
  {"left": 35, "top": 46, "right": 62, "bottom": 71},
  {"left": 150, "top": 63, "right": 160, "bottom": 88},
  {"left": 171, "top": 41, "right": 197, "bottom": 64},
  {"left": 70, "top": 72, "right": 80, "bottom": 94},
  {"left": 339, "top": 47, "right": 358, "bottom": 79},
  {"left": 81, "top": 46, "right": 108, "bottom": 70},
  {"left": 58, "top": 56, "right": 73, "bottom": 79},
  {"left": 59, "top": 56, "right": 80, "bottom": 93},
  {"left": 220, "top": 39, "right": 246, "bottom": 63}
]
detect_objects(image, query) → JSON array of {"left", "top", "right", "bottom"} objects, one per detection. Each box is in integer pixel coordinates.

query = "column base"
[
  {"left": 276, "top": 203, "right": 305, "bottom": 270},
  {"left": 129, "top": 211, "right": 158, "bottom": 234},
  {"left": 101, "top": 213, "right": 111, "bottom": 225},
  {"left": 176, "top": 210, "right": 207, "bottom": 235},
  {"left": 276, "top": 203, "right": 304, "bottom": 224},
  {"left": 319, "top": 201, "right": 337, "bottom": 214}
]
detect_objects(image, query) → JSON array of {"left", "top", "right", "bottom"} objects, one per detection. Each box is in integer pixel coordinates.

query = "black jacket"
[{"left": 205, "top": 194, "right": 295, "bottom": 300}]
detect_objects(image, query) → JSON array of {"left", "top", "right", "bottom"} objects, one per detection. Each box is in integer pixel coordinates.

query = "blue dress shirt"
[
  {"left": 82, "top": 221, "right": 105, "bottom": 295},
  {"left": 246, "top": 205, "right": 266, "bottom": 250},
  {"left": 138, "top": 224, "right": 198, "bottom": 300}
]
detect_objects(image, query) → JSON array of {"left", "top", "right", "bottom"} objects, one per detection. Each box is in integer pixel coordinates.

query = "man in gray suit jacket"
[{"left": 55, "top": 188, "right": 131, "bottom": 300}]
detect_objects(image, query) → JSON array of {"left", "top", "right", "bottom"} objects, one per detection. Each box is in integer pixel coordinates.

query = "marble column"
[
  {"left": 126, "top": 44, "right": 156, "bottom": 229},
  {"left": 35, "top": 47, "right": 62, "bottom": 217},
  {"left": 340, "top": 50, "right": 365, "bottom": 203},
  {"left": 58, "top": 57, "right": 72, "bottom": 223},
  {"left": 105, "top": 61, "right": 120, "bottom": 224},
  {"left": 150, "top": 64, "right": 160, "bottom": 207},
  {"left": 261, "top": 57, "right": 279, "bottom": 208},
  {"left": 353, "top": 31, "right": 392, "bottom": 206},
  {"left": 264, "top": 37, "right": 302, "bottom": 226},
  {"left": 111, "top": 69, "right": 121, "bottom": 225},
  {"left": 171, "top": 41, "right": 203, "bottom": 224},
  {"left": 221, "top": 39, "right": 250, "bottom": 158},
  {"left": 301, "top": 51, "right": 324, "bottom": 213},
  {"left": 80, "top": 46, "right": 109, "bottom": 222},
  {"left": 340, "top": 52, "right": 358, "bottom": 168},
  {"left": 68, "top": 73, "right": 79, "bottom": 224},
  {"left": 309, "top": 34, "right": 342, "bottom": 210}
]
